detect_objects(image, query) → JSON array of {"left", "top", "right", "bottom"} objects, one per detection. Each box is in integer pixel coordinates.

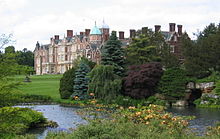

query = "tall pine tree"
[
  {"left": 72, "top": 62, "right": 91, "bottom": 100},
  {"left": 101, "top": 31, "right": 125, "bottom": 77}
]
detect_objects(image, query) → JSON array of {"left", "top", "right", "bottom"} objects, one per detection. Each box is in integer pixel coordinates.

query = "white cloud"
[{"left": 0, "top": 0, "right": 219, "bottom": 50}]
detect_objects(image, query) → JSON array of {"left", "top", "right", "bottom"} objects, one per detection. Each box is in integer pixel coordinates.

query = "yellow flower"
[{"left": 145, "top": 122, "right": 150, "bottom": 125}]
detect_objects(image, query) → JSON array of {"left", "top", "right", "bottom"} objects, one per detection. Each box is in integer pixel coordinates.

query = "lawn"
[{"left": 14, "top": 74, "right": 63, "bottom": 101}]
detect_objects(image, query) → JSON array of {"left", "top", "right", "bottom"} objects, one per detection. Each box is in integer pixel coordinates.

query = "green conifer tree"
[
  {"left": 101, "top": 31, "right": 125, "bottom": 77},
  {"left": 72, "top": 62, "right": 91, "bottom": 100}
]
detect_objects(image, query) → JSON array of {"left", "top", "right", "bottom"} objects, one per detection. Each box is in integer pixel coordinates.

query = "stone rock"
[
  {"left": 196, "top": 82, "right": 214, "bottom": 89},
  {"left": 172, "top": 100, "right": 188, "bottom": 107}
]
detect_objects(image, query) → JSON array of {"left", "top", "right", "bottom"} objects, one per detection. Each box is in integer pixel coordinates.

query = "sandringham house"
[{"left": 34, "top": 22, "right": 184, "bottom": 75}]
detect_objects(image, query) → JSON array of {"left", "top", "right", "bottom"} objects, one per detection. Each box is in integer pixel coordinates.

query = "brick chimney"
[
  {"left": 169, "top": 23, "right": 176, "bottom": 32},
  {"left": 130, "top": 29, "right": 136, "bottom": 38},
  {"left": 155, "top": 25, "right": 161, "bottom": 32},
  {"left": 67, "top": 30, "right": 73, "bottom": 38},
  {"left": 119, "top": 31, "right": 124, "bottom": 39},
  {"left": 85, "top": 29, "right": 90, "bottom": 36},
  {"left": 177, "top": 25, "right": 182, "bottom": 35},
  {"left": 54, "top": 35, "right": 59, "bottom": 40}
]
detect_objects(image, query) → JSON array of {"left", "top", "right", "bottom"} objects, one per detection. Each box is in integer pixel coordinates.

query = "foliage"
[
  {"left": 88, "top": 65, "right": 122, "bottom": 103},
  {"left": 160, "top": 43, "right": 180, "bottom": 68},
  {"left": 5, "top": 45, "right": 15, "bottom": 53},
  {"left": 214, "top": 80, "right": 220, "bottom": 95},
  {"left": 206, "top": 122, "right": 220, "bottom": 136},
  {"left": 72, "top": 62, "right": 91, "bottom": 100},
  {"left": 73, "top": 56, "right": 96, "bottom": 70},
  {"left": 20, "top": 94, "right": 53, "bottom": 103},
  {"left": 46, "top": 105, "right": 198, "bottom": 139},
  {"left": 0, "top": 51, "right": 18, "bottom": 78},
  {"left": 0, "top": 80, "right": 21, "bottom": 107},
  {"left": 59, "top": 57, "right": 95, "bottom": 99},
  {"left": 194, "top": 94, "right": 220, "bottom": 106},
  {"left": 145, "top": 96, "right": 166, "bottom": 106},
  {"left": 182, "top": 23, "right": 220, "bottom": 78},
  {"left": 59, "top": 67, "right": 77, "bottom": 99},
  {"left": 125, "top": 28, "right": 163, "bottom": 65},
  {"left": 16, "top": 48, "right": 34, "bottom": 67},
  {"left": 101, "top": 31, "right": 125, "bottom": 77},
  {"left": 0, "top": 107, "right": 46, "bottom": 137},
  {"left": 123, "top": 62, "right": 163, "bottom": 99},
  {"left": 157, "top": 68, "right": 188, "bottom": 100}
]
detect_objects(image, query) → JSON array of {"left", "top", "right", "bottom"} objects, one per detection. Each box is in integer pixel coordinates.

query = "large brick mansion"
[{"left": 34, "top": 22, "right": 183, "bottom": 75}]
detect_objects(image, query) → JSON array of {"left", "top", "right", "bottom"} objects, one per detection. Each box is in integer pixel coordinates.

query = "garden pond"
[{"left": 16, "top": 105, "right": 220, "bottom": 138}]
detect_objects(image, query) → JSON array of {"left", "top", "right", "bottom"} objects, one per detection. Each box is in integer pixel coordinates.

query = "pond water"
[
  {"left": 16, "top": 105, "right": 87, "bottom": 139},
  {"left": 166, "top": 106, "right": 220, "bottom": 135},
  {"left": 16, "top": 105, "right": 220, "bottom": 138}
]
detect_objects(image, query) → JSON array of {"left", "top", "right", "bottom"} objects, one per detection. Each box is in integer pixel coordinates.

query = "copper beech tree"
[{"left": 122, "top": 62, "right": 163, "bottom": 99}]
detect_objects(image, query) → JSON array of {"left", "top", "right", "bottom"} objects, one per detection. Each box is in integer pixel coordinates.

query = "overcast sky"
[{"left": 0, "top": 0, "right": 220, "bottom": 51}]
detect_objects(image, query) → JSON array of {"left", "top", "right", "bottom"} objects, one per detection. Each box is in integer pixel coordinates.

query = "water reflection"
[
  {"left": 167, "top": 107, "right": 220, "bottom": 135},
  {"left": 16, "top": 105, "right": 87, "bottom": 139}
]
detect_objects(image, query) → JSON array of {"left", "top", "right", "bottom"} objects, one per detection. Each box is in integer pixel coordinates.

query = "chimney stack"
[
  {"left": 130, "top": 29, "right": 136, "bottom": 38},
  {"left": 119, "top": 31, "right": 124, "bottom": 39},
  {"left": 169, "top": 23, "right": 176, "bottom": 32},
  {"left": 154, "top": 25, "right": 161, "bottom": 32},
  {"left": 67, "top": 30, "right": 73, "bottom": 38},
  {"left": 142, "top": 27, "right": 148, "bottom": 34},
  {"left": 177, "top": 25, "right": 182, "bottom": 35},
  {"left": 85, "top": 29, "right": 90, "bottom": 36},
  {"left": 54, "top": 35, "right": 59, "bottom": 40}
]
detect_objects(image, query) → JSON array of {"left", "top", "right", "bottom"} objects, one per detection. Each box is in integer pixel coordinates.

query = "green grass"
[{"left": 13, "top": 74, "right": 63, "bottom": 101}]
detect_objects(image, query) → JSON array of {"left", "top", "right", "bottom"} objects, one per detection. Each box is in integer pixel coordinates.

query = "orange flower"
[
  {"left": 128, "top": 106, "right": 135, "bottom": 109},
  {"left": 90, "top": 100, "right": 97, "bottom": 104},
  {"left": 89, "top": 93, "right": 95, "bottom": 96},
  {"left": 73, "top": 96, "right": 79, "bottom": 100},
  {"left": 161, "top": 120, "right": 167, "bottom": 125},
  {"left": 135, "top": 112, "right": 142, "bottom": 116}
]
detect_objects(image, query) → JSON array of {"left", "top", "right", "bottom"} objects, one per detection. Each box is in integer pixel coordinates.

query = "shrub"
[
  {"left": 157, "top": 68, "right": 188, "bottom": 100},
  {"left": 122, "top": 62, "right": 163, "bottom": 99},
  {"left": 0, "top": 107, "right": 46, "bottom": 137},
  {"left": 214, "top": 80, "right": 220, "bottom": 95},
  {"left": 88, "top": 65, "right": 122, "bottom": 103},
  {"left": 0, "top": 80, "right": 21, "bottom": 107},
  {"left": 59, "top": 67, "right": 76, "bottom": 99},
  {"left": 20, "top": 94, "right": 52, "bottom": 103},
  {"left": 46, "top": 105, "right": 195, "bottom": 139}
]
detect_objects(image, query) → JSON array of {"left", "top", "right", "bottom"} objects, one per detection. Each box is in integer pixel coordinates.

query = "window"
[
  {"left": 65, "top": 47, "right": 68, "bottom": 52},
  {"left": 65, "top": 55, "right": 68, "bottom": 61},
  {"left": 170, "top": 45, "right": 175, "bottom": 53}
]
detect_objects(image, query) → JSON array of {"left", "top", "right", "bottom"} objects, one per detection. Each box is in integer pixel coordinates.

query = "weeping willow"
[{"left": 88, "top": 65, "right": 122, "bottom": 103}]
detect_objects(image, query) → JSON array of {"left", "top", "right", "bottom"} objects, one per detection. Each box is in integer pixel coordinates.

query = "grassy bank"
[{"left": 14, "top": 74, "right": 62, "bottom": 101}]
